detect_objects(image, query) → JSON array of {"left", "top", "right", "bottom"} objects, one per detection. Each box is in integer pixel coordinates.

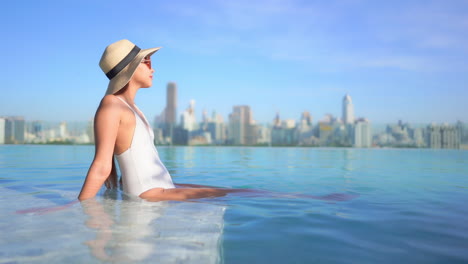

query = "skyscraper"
[
  {"left": 159, "top": 82, "right": 177, "bottom": 142},
  {"left": 206, "top": 111, "right": 226, "bottom": 144},
  {"left": 273, "top": 112, "right": 281, "bottom": 128},
  {"left": 181, "top": 100, "right": 197, "bottom": 131},
  {"left": 165, "top": 82, "right": 177, "bottom": 125},
  {"left": 342, "top": 94, "right": 355, "bottom": 124},
  {"left": 427, "top": 124, "right": 460, "bottom": 149},
  {"left": 354, "top": 118, "right": 372, "bottom": 148},
  {"left": 301, "top": 111, "right": 312, "bottom": 126},
  {"left": 228, "top": 105, "right": 257, "bottom": 145},
  {"left": 59, "top": 122, "right": 68, "bottom": 139},
  {"left": 0, "top": 118, "right": 5, "bottom": 144},
  {"left": 3, "top": 116, "right": 25, "bottom": 144}
]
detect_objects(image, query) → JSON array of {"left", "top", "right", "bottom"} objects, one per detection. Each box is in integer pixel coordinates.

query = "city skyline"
[
  {"left": 4, "top": 95, "right": 465, "bottom": 149},
  {"left": 2, "top": 91, "right": 465, "bottom": 128},
  {"left": 2, "top": 87, "right": 466, "bottom": 149},
  {"left": 1, "top": 1, "right": 467, "bottom": 124}
]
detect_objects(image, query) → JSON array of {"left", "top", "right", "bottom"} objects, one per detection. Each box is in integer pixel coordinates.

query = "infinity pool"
[{"left": 1, "top": 145, "right": 467, "bottom": 263}]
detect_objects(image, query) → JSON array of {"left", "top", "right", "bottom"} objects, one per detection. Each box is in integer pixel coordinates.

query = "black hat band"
[{"left": 106, "top": 45, "right": 141, "bottom": 80}]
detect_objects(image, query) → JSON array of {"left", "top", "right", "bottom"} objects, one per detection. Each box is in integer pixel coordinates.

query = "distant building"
[
  {"left": 180, "top": 100, "right": 197, "bottom": 131},
  {"left": 342, "top": 94, "right": 354, "bottom": 124},
  {"left": 153, "top": 127, "right": 164, "bottom": 145},
  {"left": 165, "top": 82, "right": 177, "bottom": 125},
  {"left": 374, "top": 120, "right": 427, "bottom": 148},
  {"left": 271, "top": 118, "right": 298, "bottom": 146},
  {"left": 206, "top": 111, "right": 226, "bottom": 144},
  {"left": 427, "top": 124, "right": 460, "bottom": 149},
  {"left": 282, "top": 119, "right": 296, "bottom": 129},
  {"left": 273, "top": 112, "right": 281, "bottom": 129},
  {"left": 173, "top": 100, "right": 197, "bottom": 145},
  {"left": 0, "top": 118, "right": 5, "bottom": 144},
  {"left": 3, "top": 116, "right": 25, "bottom": 144},
  {"left": 189, "top": 131, "right": 212, "bottom": 145},
  {"left": 318, "top": 122, "right": 333, "bottom": 146},
  {"left": 354, "top": 118, "right": 372, "bottom": 148},
  {"left": 157, "top": 82, "right": 177, "bottom": 142},
  {"left": 86, "top": 119, "right": 94, "bottom": 143},
  {"left": 301, "top": 111, "right": 312, "bottom": 126},
  {"left": 297, "top": 111, "right": 315, "bottom": 146},
  {"left": 413, "top": 127, "right": 425, "bottom": 147},
  {"left": 316, "top": 114, "right": 341, "bottom": 146},
  {"left": 333, "top": 123, "right": 351, "bottom": 147},
  {"left": 59, "top": 122, "right": 68, "bottom": 139},
  {"left": 456, "top": 121, "right": 468, "bottom": 146},
  {"left": 24, "top": 120, "right": 46, "bottom": 143},
  {"left": 32, "top": 121, "right": 43, "bottom": 138},
  {"left": 256, "top": 125, "right": 271, "bottom": 145},
  {"left": 228, "top": 105, "right": 257, "bottom": 145}
]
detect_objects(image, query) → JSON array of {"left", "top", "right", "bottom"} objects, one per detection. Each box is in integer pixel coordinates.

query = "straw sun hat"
[{"left": 99, "top": 39, "right": 161, "bottom": 95}]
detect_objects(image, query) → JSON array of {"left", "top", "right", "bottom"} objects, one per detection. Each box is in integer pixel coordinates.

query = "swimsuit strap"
[
  {"left": 115, "top": 96, "right": 134, "bottom": 111},
  {"left": 115, "top": 96, "right": 153, "bottom": 134}
]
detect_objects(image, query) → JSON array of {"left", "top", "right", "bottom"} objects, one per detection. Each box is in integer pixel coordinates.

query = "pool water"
[{"left": 1, "top": 145, "right": 467, "bottom": 263}]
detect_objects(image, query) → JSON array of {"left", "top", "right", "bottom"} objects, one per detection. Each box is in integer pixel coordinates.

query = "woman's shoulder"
[
  {"left": 96, "top": 95, "right": 125, "bottom": 114},
  {"left": 100, "top": 94, "right": 121, "bottom": 106}
]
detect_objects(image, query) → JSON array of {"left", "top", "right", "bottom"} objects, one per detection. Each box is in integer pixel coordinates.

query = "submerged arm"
[
  {"left": 140, "top": 187, "right": 244, "bottom": 202},
  {"left": 141, "top": 186, "right": 359, "bottom": 202}
]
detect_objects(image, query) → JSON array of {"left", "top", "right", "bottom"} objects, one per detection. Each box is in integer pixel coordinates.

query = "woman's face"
[{"left": 132, "top": 56, "right": 154, "bottom": 88}]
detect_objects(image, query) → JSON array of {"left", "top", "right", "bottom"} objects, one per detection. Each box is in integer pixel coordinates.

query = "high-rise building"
[
  {"left": 160, "top": 82, "right": 177, "bottom": 141},
  {"left": 228, "top": 105, "right": 257, "bottom": 145},
  {"left": 296, "top": 111, "right": 314, "bottom": 146},
  {"left": 86, "top": 119, "right": 94, "bottom": 144},
  {"left": 59, "top": 122, "right": 68, "bottom": 139},
  {"left": 301, "top": 111, "right": 312, "bottom": 126},
  {"left": 15, "top": 117, "right": 25, "bottom": 144},
  {"left": 354, "top": 118, "right": 372, "bottom": 148},
  {"left": 427, "top": 124, "right": 460, "bottom": 149},
  {"left": 32, "top": 121, "right": 43, "bottom": 137},
  {"left": 413, "top": 128, "right": 425, "bottom": 147},
  {"left": 318, "top": 122, "right": 333, "bottom": 146},
  {"left": 427, "top": 124, "right": 441, "bottom": 148},
  {"left": 256, "top": 125, "right": 271, "bottom": 145},
  {"left": 165, "top": 82, "right": 177, "bottom": 125},
  {"left": 342, "top": 94, "right": 354, "bottom": 124},
  {"left": 27, "top": 120, "right": 45, "bottom": 143},
  {"left": 271, "top": 113, "right": 299, "bottom": 146},
  {"left": 206, "top": 111, "right": 226, "bottom": 144},
  {"left": 0, "top": 118, "right": 5, "bottom": 144},
  {"left": 3, "top": 116, "right": 25, "bottom": 144},
  {"left": 180, "top": 100, "right": 197, "bottom": 131},
  {"left": 173, "top": 100, "right": 197, "bottom": 145},
  {"left": 273, "top": 112, "right": 281, "bottom": 128},
  {"left": 456, "top": 121, "right": 468, "bottom": 145}
]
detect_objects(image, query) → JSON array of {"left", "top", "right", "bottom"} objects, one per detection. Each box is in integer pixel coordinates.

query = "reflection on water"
[
  {"left": 82, "top": 192, "right": 168, "bottom": 262},
  {"left": 1, "top": 186, "right": 226, "bottom": 264},
  {"left": 81, "top": 191, "right": 226, "bottom": 263}
]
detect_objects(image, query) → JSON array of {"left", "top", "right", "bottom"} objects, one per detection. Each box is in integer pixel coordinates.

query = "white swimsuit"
[{"left": 115, "top": 97, "right": 175, "bottom": 196}]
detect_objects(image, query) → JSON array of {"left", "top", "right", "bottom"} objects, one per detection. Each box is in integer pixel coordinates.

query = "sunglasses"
[{"left": 141, "top": 58, "right": 152, "bottom": 69}]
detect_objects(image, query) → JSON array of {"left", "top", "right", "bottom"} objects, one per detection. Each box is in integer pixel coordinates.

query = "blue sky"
[{"left": 1, "top": 0, "right": 467, "bottom": 125}]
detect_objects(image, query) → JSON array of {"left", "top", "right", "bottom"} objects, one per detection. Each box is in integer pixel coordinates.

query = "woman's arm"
[
  {"left": 78, "top": 96, "right": 122, "bottom": 201},
  {"left": 174, "top": 183, "right": 222, "bottom": 188},
  {"left": 141, "top": 187, "right": 359, "bottom": 202},
  {"left": 140, "top": 187, "right": 238, "bottom": 202}
]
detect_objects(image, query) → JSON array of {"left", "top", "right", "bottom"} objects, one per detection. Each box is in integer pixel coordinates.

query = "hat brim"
[{"left": 105, "top": 47, "right": 161, "bottom": 95}]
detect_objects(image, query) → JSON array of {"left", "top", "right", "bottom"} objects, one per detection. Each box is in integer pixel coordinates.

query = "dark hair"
[{"left": 104, "top": 158, "right": 119, "bottom": 189}]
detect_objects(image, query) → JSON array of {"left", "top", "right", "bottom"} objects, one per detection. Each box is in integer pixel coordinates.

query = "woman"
[
  {"left": 77, "top": 39, "right": 355, "bottom": 203},
  {"left": 78, "top": 39, "right": 240, "bottom": 201}
]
